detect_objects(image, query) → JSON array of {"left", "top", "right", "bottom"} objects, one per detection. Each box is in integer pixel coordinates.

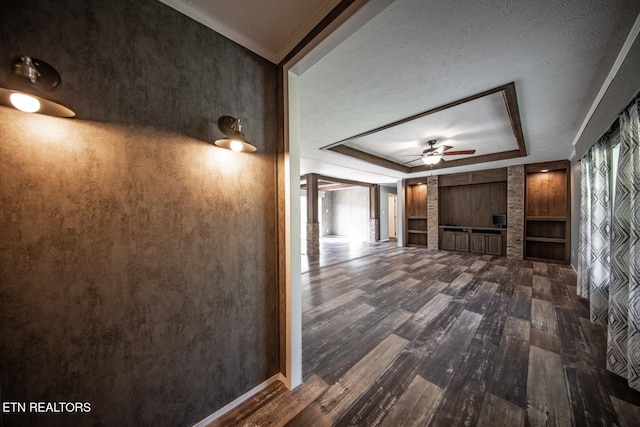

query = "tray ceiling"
[
  {"left": 296, "top": 0, "right": 640, "bottom": 183},
  {"left": 324, "top": 83, "right": 526, "bottom": 173}
]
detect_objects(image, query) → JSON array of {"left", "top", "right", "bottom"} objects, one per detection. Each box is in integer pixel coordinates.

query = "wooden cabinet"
[
  {"left": 524, "top": 161, "right": 570, "bottom": 264},
  {"left": 470, "top": 234, "right": 486, "bottom": 253},
  {"left": 441, "top": 230, "right": 469, "bottom": 251},
  {"left": 405, "top": 180, "right": 428, "bottom": 247},
  {"left": 470, "top": 232, "right": 502, "bottom": 255},
  {"left": 455, "top": 232, "right": 469, "bottom": 251},
  {"left": 485, "top": 234, "right": 502, "bottom": 255},
  {"left": 441, "top": 229, "right": 502, "bottom": 255},
  {"left": 441, "top": 231, "right": 456, "bottom": 251}
]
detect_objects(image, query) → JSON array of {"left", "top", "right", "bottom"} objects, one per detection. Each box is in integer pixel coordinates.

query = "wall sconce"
[
  {"left": 214, "top": 116, "right": 257, "bottom": 152},
  {"left": 0, "top": 55, "right": 75, "bottom": 118}
]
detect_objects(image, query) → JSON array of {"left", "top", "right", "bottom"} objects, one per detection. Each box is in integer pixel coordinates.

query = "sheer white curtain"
[{"left": 607, "top": 98, "right": 640, "bottom": 391}]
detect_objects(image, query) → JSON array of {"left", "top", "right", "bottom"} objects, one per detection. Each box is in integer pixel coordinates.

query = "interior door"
[{"left": 388, "top": 194, "right": 397, "bottom": 238}]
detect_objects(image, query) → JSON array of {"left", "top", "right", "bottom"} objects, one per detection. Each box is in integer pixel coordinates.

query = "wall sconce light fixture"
[
  {"left": 0, "top": 55, "right": 75, "bottom": 118},
  {"left": 214, "top": 116, "right": 257, "bottom": 152}
]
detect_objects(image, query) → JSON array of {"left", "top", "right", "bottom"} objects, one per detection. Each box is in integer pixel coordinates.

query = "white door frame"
[
  {"left": 280, "top": 0, "right": 397, "bottom": 389},
  {"left": 388, "top": 194, "right": 397, "bottom": 238}
]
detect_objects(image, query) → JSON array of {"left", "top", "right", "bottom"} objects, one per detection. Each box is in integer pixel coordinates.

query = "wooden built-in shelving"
[
  {"left": 405, "top": 181, "right": 428, "bottom": 247},
  {"left": 437, "top": 168, "right": 507, "bottom": 256},
  {"left": 524, "top": 161, "right": 571, "bottom": 264}
]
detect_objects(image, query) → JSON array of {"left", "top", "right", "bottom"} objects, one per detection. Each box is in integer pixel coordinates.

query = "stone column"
[
  {"left": 427, "top": 176, "right": 439, "bottom": 250},
  {"left": 507, "top": 165, "right": 524, "bottom": 260},
  {"left": 306, "top": 174, "right": 320, "bottom": 256},
  {"left": 368, "top": 219, "right": 379, "bottom": 242},
  {"left": 306, "top": 223, "right": 320, "bottom": 256},
  {"left": 369, "top": 185, "right": 380, "bottom": 242}
]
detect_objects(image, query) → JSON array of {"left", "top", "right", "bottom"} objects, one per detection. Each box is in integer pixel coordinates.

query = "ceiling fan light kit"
[
  {"left": 422, "top": 154, "right": 442, "bottom": 165},
  {"left": 416, "top": 139, "right": 475, "bottom": 165}
]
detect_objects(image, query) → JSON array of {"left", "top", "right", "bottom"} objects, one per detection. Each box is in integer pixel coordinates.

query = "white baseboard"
[{"left": 192, "top": 373, "right": 287, "bottom": 427}]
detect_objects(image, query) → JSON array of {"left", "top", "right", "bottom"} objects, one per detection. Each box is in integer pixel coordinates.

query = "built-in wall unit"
[
  {"left": 438, "top": 168, "right": 508, "bottom": 256},
  {"left": 524, "top": 160, "right": 571, "bottom": 264},
  {"left": 404, "top": 179, "right": 428, "bottom": 247}
]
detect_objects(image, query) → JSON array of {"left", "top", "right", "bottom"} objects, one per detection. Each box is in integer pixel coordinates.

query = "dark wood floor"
[{"left": 211, "top": 244, "right": 640, "bottom": 426}]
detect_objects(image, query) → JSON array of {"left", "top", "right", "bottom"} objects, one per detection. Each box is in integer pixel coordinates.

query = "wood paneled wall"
[
  {"left": 439, "top": 182, "right": 507, "bottom": 227},
  {"left": 406, "top": 184, "right": 428, "bottom": 217},
  {"left": 525, "top": 170, "right": 567, "bottom": 218}
]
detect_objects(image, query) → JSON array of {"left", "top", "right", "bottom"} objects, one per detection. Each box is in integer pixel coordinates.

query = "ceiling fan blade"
[
  {"left": 437, "top": 145, "right": 453, "bottom": 153},
  {"left": 443, "top": 150, "right": 476, "bottom": 156},
  {"left": 402, "top": 158, "right": 424, "bottom": 165}
]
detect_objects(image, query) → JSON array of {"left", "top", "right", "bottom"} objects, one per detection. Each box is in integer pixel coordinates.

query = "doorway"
[
  {"left": 282, "top": 0, "right": 398, "bottom": 389},
  {"left": 388, "top": 194, "right": 397, "bottom": 240}
]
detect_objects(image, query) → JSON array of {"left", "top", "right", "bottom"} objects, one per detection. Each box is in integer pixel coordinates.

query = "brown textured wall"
[{"left": 0, "top": 0, "right": 278, "bottom": 426}]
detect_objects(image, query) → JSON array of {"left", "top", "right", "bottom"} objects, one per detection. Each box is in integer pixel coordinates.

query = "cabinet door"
[
  {"left": 455, "top": 232, "right": 469, "bottom": 252},
  {"left": 486, "top": 234, "right": 502, "bottom": 255},
  {"left": 441, "top": 231, "right": 455, "bottom": 250},
  {"left": 470, "top": 234, "right": 486, "bottom": 253}
]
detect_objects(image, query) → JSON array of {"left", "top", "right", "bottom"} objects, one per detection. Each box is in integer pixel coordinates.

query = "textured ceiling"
[
  {"left": 297, "top": 0, "right": 640, "bottom": 183},
  {"left": 162, "top": 0, "right": 640, "bottom": 184}
]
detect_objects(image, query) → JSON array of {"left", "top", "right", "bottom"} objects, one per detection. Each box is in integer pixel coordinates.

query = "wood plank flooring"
[{"left": 209, "top": 244, "right": 640, "bottom": 426}]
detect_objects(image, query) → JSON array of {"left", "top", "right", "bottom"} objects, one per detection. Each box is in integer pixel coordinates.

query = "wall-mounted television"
[{"left": 492, "top": 214, "right": 507, "bottom": 228}]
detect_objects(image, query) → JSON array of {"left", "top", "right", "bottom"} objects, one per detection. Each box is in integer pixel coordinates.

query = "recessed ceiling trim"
[
  {"left": 328, "top": 145, "right": 411, "bottom": 173},
  {"left": 410, "top": 149, "right": 523, "bottom": 173},
  {"left": 322, "top": 82, "right": 527, "bottom": 172},
  {"left": 314, "top": 173, "right": 376, "bottom": 188},
  {"left": 502, "top": 83, "right": 527, "bottom": 156},
  {"left": 301, "top": 181, "right": 361, "bottom": 191},
  {"left": 301, "top": 173, "right": 375, "bottom": 191}
]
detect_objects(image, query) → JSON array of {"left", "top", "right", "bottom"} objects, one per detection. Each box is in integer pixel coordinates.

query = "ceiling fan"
[{"left": 404, "top": 140, "right": 476, "bottom": 165}]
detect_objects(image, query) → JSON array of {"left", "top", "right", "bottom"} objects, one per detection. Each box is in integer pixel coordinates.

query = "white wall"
[{"left": 331, "top": 187, "right": 369, "bottom": 240}]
